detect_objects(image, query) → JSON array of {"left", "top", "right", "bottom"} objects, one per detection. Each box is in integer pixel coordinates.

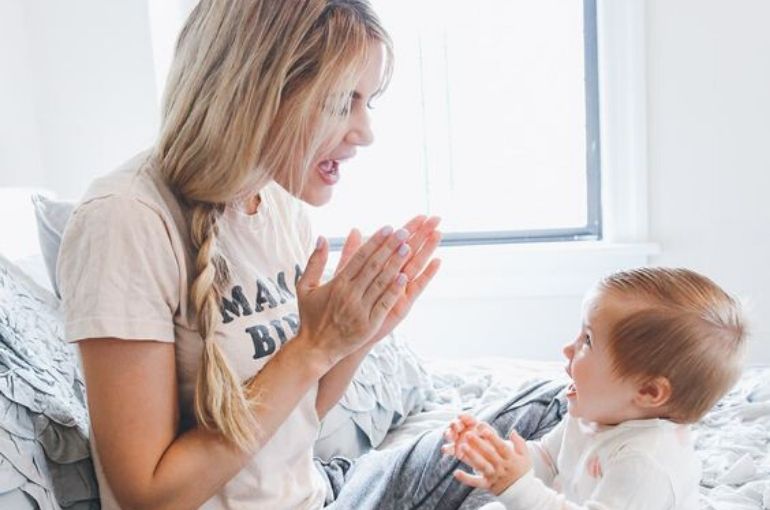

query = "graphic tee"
[{"left": 58, "top": 151, "right": 327, "bottom": 509}]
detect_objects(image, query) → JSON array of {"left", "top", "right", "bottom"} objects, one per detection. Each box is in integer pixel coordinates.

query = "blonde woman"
[{"left": 57, "top": 1, "right": 441, "bottom": 508}]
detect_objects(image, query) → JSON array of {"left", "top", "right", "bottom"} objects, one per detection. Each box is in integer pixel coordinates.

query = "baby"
[{"left": 443, "top": 267, "right": 746, "bottom": 509}]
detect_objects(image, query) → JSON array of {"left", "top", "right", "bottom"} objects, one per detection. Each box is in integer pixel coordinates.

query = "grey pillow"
[
  {"left": 31, "top": 195, "right": 75, "bottom": 298},
  {"left": 0, "top": 252, "right": 99, "bottom": 508},
  {"left": 314, "top": 332, "right": 433, "bottom": 460}
]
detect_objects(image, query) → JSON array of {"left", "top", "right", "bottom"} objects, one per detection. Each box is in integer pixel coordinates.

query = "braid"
[{"left": 190, "top": 202, "right": 259, "bottom": 451}]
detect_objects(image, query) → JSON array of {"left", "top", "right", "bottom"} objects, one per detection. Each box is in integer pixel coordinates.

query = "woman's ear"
[{"left": 634, "top": 376, "right": 672, "bottom": 409}]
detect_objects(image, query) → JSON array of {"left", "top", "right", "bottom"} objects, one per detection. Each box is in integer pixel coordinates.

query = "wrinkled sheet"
[{"left": 383, "top": 357, "right": 770, "bottom": 510}]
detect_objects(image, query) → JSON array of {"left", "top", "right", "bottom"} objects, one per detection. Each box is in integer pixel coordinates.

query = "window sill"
[{"left": 418, "top": 241, "right": 660, "bottom": 299}]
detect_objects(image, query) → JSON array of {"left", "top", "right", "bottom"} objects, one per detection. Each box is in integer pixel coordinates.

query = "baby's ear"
[{"left": 634, "top": 376, "right": 672, "bottom": 409}]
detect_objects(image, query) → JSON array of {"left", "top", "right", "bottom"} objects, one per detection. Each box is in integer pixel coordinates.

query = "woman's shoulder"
[{"left": 73, "top": 149, "right": 187, "bottom": 231}]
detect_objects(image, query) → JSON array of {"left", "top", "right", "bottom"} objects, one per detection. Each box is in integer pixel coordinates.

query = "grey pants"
[{"left": 315, "top": 379, "right": 567, "bottom": 510}]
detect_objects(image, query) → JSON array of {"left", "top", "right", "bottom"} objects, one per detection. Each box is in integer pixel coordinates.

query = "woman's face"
[{"left": 297, "top": 43, "right": 384, "bottom": 207}]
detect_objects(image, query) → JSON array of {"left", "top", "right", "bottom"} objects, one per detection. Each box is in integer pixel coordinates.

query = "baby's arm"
[
  {"left": 443, "top": 416, "right": 533, "bottom": 495},
  {"left": 494, "top": 452, "right": 675, "bottom": 509},
  {"left": 444, "top": 418, "right": 675, "bottom": 509}
]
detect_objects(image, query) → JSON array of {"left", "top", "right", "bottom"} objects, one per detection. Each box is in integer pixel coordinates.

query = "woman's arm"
[
  {"left": 315, "top": 343, "right": 374, "bottom": 418},
  {"left": 80, "top": 334, "right": 331, "bottom": 510},
  {"left": 83, "top": 223, "right": 420, "bottom": 509},
  {"left": 313, "top": 216, "right": 442, "bottom": 419}
]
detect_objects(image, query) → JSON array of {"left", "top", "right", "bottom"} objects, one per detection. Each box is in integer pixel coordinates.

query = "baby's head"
[{"left": 564, "top": 267, "right": 746, "bottom": 425}]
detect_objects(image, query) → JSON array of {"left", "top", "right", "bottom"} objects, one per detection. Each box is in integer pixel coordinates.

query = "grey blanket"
[{"left": 322, "top": 379, "right": 567, "bottom": 510}]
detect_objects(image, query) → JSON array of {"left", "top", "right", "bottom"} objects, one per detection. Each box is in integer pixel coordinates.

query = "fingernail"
[
  {"left": 380, "top": 225, "right": 393, "bottom": 237},
  {"left": 316, "top": 236, "right": 325, "bottom": 250},
  {"left": 396, "top": 273, "right": 407, "bottom": 287},
  {"left": 398, "top": 243, "right": 409, "bottom": 257},
  {"left": 395, "top": 228, "right": 409, "bottom": 241}
]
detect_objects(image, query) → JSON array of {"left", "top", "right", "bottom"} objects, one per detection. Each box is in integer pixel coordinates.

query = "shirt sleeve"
[
  {"left": 57, "top": 195, "right": 181, "bottom": 343},
  {"left": 527, "top": 418, "right": 566, "bottom": 485},
  {"left": 497, "top": 453, "right": 675, "bottom": 510}
]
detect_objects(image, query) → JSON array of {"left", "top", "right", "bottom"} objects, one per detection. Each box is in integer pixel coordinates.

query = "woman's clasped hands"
[{"left": 295, "top": 215, "right": 442, "bottom": 365}]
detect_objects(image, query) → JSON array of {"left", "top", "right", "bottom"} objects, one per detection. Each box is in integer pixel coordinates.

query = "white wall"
[
  {"left": 397, "top": 243, "right": 655, "bottom": 362},
  {"left": 0, "top": 0, "right": 45, "bottom": 188},
  {"left": 646, "top": 0, "right": 770, "bottom": 364},
  {"left": 0, "top": 0, "right": 159, "bottom": 200},
  {"left": 1, "top": 1, "right": 768, "bottom": 365},
  {"left": 402, "top": 0, "right": 770, "bottom": 366}
]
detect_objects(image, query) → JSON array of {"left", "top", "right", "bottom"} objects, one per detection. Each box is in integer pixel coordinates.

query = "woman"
[{"left": 58, "top": 1, "right": 441, "bottom": 508}]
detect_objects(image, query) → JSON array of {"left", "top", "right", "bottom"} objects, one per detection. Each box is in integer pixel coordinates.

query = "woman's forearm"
[
  {"left": 146, "top": 336, "right": 331, "bottom": 509},
  {"left": 85, "top": 336, "right": 331, "bottom": 510},
  {"left": 315, "top": 342, "right": 374, "bottom": 419}
]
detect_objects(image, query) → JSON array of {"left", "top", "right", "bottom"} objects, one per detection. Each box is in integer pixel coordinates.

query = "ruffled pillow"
[
  {"left": 314, "top": 332, "right": 433, "bottom": 460},
  {"left": 0, "top": 253, "right": 99, "bottom": 509}
]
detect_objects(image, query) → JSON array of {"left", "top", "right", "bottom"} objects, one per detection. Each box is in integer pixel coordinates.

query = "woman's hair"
[
  {"left": 597, "top": 267, "right": 746, "bottom": 423},
  {"left": 154, "top": 0, "right": 393, "bottom": 451}
]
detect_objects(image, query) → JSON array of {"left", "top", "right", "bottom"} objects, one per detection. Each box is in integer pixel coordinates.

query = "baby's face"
[{"left": 562, "top": 291, "right": 647, "bottom": 425}]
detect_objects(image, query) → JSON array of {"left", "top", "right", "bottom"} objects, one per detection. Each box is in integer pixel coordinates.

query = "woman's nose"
[
  {"left": 563, "top": 342, "right": 574, "bottom": 360},
  {"left": 345, "top": 111, "right": 374, "bottom": 147}
]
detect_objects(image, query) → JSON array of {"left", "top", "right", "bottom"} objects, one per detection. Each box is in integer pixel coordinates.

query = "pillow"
[
  {"left": 30, "top": 195, "right": 75, "bottom": 298},
  {"left": 313, "top": 331, "right": 434, "bottom": 461},
  {"left": 0, "top": 253, "right": 99, "bottom": 508}
]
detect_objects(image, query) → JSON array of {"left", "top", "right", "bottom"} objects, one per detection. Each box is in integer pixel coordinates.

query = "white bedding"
[{"left": 383, "top": 357, "right": 770, "bottom": 509}]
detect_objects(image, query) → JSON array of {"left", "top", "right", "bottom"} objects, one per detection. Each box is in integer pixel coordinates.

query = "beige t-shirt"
[{"left": 58, "top": 151, "right": 328, "bottom": 509}]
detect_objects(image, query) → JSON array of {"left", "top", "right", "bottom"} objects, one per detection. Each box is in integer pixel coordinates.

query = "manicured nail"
[
  {"left": 398, "top": 243, "right": 409, "bottom": 257},
  {"left": 396, "top": 273, "right": 408, "bottom": 287},
  {"left": 394, "top": 228, "right": 409, "bottom": 241},
  {"left": 380, "top": 225, "right": 393, "bottom": 237}
]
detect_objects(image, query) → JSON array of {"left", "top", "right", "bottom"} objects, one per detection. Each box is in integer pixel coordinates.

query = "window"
[{"left": 310, "top": 0, "right": 601, "bottom": 247}]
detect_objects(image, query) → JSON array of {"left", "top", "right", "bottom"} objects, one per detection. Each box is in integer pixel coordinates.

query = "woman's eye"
[
  {"left": 583, "top": 334, "right": 592, "bottom": 347},
  {"left": 323, "top": 96, "right": 353, "bottom": 117}
]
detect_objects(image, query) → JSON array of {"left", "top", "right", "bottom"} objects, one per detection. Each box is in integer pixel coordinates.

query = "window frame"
[{"left": 331, "top": 0, "right": 602, "bottom": 249}]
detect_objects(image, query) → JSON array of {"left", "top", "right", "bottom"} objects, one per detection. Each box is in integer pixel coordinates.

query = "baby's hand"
[
  {"left": 450, "top": 422, "right": 533, "bottom": 496},
  {"left": 441, "top": 413, "right": 479, "bottom": 456}
]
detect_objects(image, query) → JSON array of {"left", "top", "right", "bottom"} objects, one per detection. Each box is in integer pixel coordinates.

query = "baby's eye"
[{"left": 583, "top": 334, "right": 592, "bottom": 347}]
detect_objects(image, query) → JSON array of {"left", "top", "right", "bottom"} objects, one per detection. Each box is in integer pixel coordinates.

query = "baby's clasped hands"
[{"left": 441, "top": 414, "right": 532, "bottom": 495}]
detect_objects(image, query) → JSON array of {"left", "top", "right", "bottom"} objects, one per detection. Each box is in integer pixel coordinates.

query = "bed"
[
  {"left": 1, "top": 226, "right": 769, "bottom": 509},
  {"left": 379, "top": 358, "right": 770, "bottom": 509}
]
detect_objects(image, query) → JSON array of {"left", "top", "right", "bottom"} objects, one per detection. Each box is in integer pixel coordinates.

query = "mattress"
[{"left": 381, "top": 357, "right": 770, "bottom": 509}]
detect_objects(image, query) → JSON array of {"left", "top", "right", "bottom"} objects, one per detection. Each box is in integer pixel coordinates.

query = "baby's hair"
[{"left": 597, "top": 267, "right": 746, "bottom": 423}]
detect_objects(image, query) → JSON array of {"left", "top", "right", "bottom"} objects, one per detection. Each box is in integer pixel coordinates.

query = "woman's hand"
[
  {"left": 334, "top": 216, "right": 442, "bottom": 346},
  {"left": 295, "top": 224, "right": 414, "bottom": 366},
  {"left": 442, "top": 416, "right": 532, "bottom": 496}
]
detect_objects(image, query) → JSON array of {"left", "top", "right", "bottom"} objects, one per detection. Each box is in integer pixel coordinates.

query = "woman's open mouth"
[{"left": 317, "top": 159, "right": 340, "bottom": 185}]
